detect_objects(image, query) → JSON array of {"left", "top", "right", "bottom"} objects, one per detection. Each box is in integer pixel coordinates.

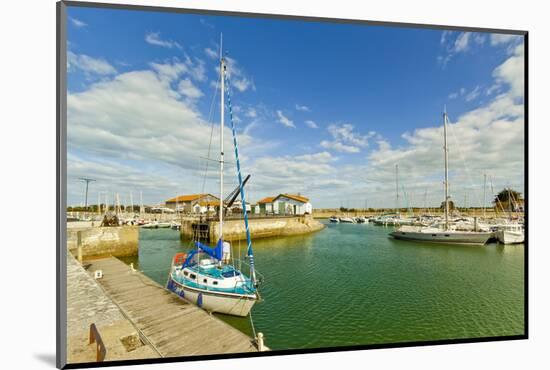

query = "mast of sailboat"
[
  {"left": 139, "top": 191, "right": 144, "bottom": 217},
  {"left": 483, "top": 173, "right": 487, "bottom": 219},
  {"left": 443, "top": 108, "right": 450, "bottom": 231},
  {"left": 395, "top": 164, "right": 399, "bottom": 215},
  {"left": 219, "top": 34, "right": 225, "bottom": 243}
]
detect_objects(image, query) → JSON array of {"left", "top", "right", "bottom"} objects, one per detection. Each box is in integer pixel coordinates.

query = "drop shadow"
[{"left": 33, "top": 353, "right": 56, "bottom": 367}]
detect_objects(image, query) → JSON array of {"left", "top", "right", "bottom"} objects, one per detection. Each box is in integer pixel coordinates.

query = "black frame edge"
[
  {"left": 57, "top": 1, "right": 68, "bottom": 369},
  {"left": 62, "top": 0, "right": 527, "bottom": 35}
]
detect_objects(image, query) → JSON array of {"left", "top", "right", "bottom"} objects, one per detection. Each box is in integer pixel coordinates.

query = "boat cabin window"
[
  {"left": 183, "top": 271, "right": 189, "bottom": 277},
  {"left": 203, "top": 278, "right": 208, "bottom": 284},
  {"left": 189, "top": 273, "right": 196, "bottom": 280},
  {"left": 213, "top": 281, "right": 218, "bottom": 286}
]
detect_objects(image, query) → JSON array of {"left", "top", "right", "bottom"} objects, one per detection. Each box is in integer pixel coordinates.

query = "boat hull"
[
  {"left": 166, "top": 275, "right": 257, "bottom": 317},
  {"left": 495, "top": 230, "right": 524, "bottom": 244},
  {"left": 390, "top": 230, "right": 493, "bottom": 245},
  {"left": 339, "top": 218, "right": 355, "bottom": 223}
]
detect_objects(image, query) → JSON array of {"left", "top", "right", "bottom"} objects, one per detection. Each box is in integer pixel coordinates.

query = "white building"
[{"left": 256, "top": 194, "right": 312, "bottom": 215}]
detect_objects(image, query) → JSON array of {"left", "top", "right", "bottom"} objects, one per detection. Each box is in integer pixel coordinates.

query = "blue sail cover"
[{"left": 182, "top": 239, "right": 223, "bottom": 267}]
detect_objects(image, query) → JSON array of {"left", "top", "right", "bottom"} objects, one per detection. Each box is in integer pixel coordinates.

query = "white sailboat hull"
[
  {"left": 339, "top": 217, "right": 355, "bottom": 223},
  {"left": 495, "top": 230, "right": 524, "bottom": 244},
  {"left": 390, "top": 228, "right": 493, "bottom": 245},
  {"left": 167, "top": 275, "right": 257, "bottom": 317}
]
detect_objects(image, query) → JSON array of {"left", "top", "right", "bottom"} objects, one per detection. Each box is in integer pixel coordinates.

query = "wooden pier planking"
[{"left": 86, "top": 257, "right": 258, "bottom": 357}]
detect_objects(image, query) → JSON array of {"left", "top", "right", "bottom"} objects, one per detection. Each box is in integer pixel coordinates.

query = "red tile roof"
[
  {"left": 165, "top": 193, "right": 219, "bottom": 203},
  {"left": 276, "top": 194, "right": 309, "bottom": 203},
  {"left": 257, "top": 196, "right": 275, "bottom": 204}
]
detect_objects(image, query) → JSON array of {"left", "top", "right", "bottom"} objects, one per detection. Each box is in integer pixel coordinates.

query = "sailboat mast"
[
  {"left": 395, "top": 164, "right": 399, "bottom": 215},
  {"left": 483, "top": 173, "right": 487, "bottom": 219},
  {"left": 443, "top": 109, "right": 449, "bottom": 230},
  {"left": 219, "top": 34, "right": 224, "bottom": 241}
]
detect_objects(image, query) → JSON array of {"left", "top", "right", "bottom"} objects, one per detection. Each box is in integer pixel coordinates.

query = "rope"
[
  {"left": 249, "top": 311, "right": 257, "bottom": 340},
  {"left": 223, "top": 60, "right": 257, "bottom": 286}
]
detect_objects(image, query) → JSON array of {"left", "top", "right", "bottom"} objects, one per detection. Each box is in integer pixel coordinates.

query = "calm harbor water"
[{"left": 125, "top": 221, "right": 524, "bottom": 350}]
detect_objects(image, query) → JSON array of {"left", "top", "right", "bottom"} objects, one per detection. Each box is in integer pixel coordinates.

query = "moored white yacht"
[
  {"left": 494, "top": 223, "right": 524, "bottom": 244},
  {"left": 391, "top": 224, "right": 493, "bottom": 245},
  {"left": 339, "top": 217, "right": 356, "bottom": 223},
  {"left": 390, "top": 110, "right": 493, "bottom": 246}
]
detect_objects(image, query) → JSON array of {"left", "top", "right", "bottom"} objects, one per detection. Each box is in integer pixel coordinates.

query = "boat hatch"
[{"left": 222, "top": 270, "right": 241, "bottom": 278}]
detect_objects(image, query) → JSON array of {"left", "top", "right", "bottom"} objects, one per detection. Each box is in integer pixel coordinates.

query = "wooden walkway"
[{"left": 86, "top": 257, "right": 258, "bottom": 358}]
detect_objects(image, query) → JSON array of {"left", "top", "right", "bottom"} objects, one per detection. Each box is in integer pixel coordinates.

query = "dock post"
[
  {"left": 77, "top": 230, "right": 83, "bottom": 264},
  {"left": 256, "top": 332, "right": 265, "bottom": 351}
]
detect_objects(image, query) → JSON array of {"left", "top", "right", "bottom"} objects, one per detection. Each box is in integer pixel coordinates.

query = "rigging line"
[
  {"left": 447, "top": 117, "right": 483, "bottom": 207},
  {"left": 224, "top": 62, "right": 256, "bottom": 282},
  {"left": 249, "top": 311, "right": 258, "bottom": 341},
  {"left": 201, "top": 73, "right": 221, "bottom": 195}
]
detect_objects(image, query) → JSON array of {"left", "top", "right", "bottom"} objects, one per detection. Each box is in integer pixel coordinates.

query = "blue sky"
[{"left": 66, "top": 5, "right": 525, "bottom": 209}]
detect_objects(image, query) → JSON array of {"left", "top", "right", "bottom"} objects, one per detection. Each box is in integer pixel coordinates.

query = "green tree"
[
  {"left": 493, "top": 188, "right": 522, "bottom": 210},
  {"left": 440, "top": 200, "right": 455, "bottom": 210}
]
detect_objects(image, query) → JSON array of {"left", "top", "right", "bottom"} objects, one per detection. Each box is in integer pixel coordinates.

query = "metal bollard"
[
  {"left": 77, "top": 230, "right": 83, "bottom": 264},
  {"left": 256, "top": 332, "right": 265, "bottom": 351}
]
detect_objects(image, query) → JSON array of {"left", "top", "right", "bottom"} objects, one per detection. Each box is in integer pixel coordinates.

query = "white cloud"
[
  {"left": 276, "top": 110, "right": 295, "bottom": 128},
  {"left": 473, "top": 33, "right": 486, "bottom": 45},
  {"left": 486, "top": 84, "right": 501, "bottom": 96},
  {"left": 67, "top": 66, "right": 258, "bottom": 178},
  {"left": 440, "top": 30, "right": 453, "bottom": 45},
  {"left": 490, "top": 34, "right": 521, "bottom": 46},
  {"left": 232, "top": 78, "right": 253, "bottom": 92},
  {"left": 322, "top": 123, "right": 374, "bottom": 152},
  {"left": 204, "top": 47, "right": 218, "bottom": 60},
  {"left": 438, "top": 32, "right": 486, "bottom": 67},
  {"left": 199, "top": 19, "right": 215, "bottom": 29},
  {"left": 67, "top": 52, "right": 117, "bottom": 76},
  {"left": 305, "top": 120, "right": 318, "bottom": 129},
  {"left": 70, "top": 17, "right": 87, "bottom": 28},
  {"left": 145, "top": 32, "right": 182, "bottom": 49},
  {"left": 364, "top": 49, "right": 525, "bottom": 207},
  {"left": 453, "top": 32, "right": 471, "bottom": 52},
  {"left": 295, "top": 104, "right": 310, "bottom": 112},
  {"left": 187, "top": 57, "right": 206, "bottom": 81},
  {"left": 149, "top": 57, "right": 206, "bottom": 84},
  {"left": 320, "top": 140, "right": 360, "bottom": 153},
  {"left": 178, "top": 78, "right": 203, "bottom": 99},
  {"left": 493, "top": 43, "right": 524, "bottom": 97},
  {"left": 225, "top": 57, "right": 255, "bottom": 92},
  {"left": 449, "top": 86, "right": 482, "bottom": 102},
  {"left": 149, "top": 60, "right": 188, "bottom": 83},
  {"left": 465, "top": 85, "right": 481, "bottom": 102},
  {"left": 245, "top": 108, "right": 257, "bottom": 118}
]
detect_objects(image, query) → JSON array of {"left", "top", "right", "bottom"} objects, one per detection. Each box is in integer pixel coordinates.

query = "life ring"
[{"left": 173, "top": 253, "right": 187, "bottom": 265}]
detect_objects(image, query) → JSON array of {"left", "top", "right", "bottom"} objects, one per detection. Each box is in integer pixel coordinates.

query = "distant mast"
[
  {"left": 395, "top": 164, "right": 399, "bottom": 215},
  {"left": 443, "top": 108, "right": 450, "bottom": 231},
  {"left": 219, "top": 34, "right": 225, "bottom": 242}
]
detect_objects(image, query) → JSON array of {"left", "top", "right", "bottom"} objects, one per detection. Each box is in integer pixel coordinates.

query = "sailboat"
[
  {"left": 390, "top": 110, "right": 493, "bottom": 246},
  {"left": 166, "top": 40, "right": 260, "bottom": 316}
]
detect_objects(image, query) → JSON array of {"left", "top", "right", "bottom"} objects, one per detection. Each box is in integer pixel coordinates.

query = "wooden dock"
[{"left": 86, "top": 257, "right": 258, "bottom": 357}]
